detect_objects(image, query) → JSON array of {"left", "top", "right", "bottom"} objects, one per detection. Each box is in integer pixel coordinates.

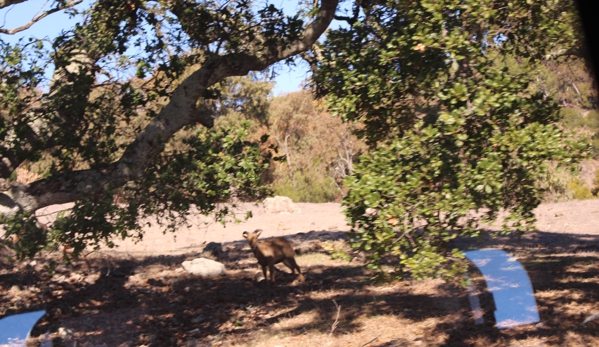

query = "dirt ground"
[
  {"left": 34, "top": 202, "right": 351, "bottom": 257},
  {"left": 2, "top": 199, "right": 599, "bottom": 347},
  {"left": 34, "top": 199, "right": 599, "bottom": 256}
]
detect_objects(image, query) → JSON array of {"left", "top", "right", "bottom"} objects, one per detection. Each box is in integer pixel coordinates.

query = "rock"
[
  {"left": 9, "top": 285, "right": 21, "bottom": 295},
  {"left": 69, "top": 273, "right": 83, "bottom": 283},
  {"left": 182, "top": 258, "right": 226, "bottom": 278},
  {"left": 185, "top": 339, "right": 200, "bottom": 347},
  {"left": 254, "top": 271, "right": 266, "bottom": 282},
  {"left": 58, "top": 327, "right": 73, "bottom": 338},
  {"left": 264, "top": 196, "right": 300, "bottom": 213},
  {"left": 295, "top": 241, "right": 323, "bottom": 255},
  {"left": 365, "top": 207, "right": 378, "bottom": 216},
  {"left": 236, "top": 259, "right": 255, "bottom": 266},
  {"left": 39, "top": 332, "right": 53, "bottom": 347},
  {"left": 201, "top": 242, "right": 223, "bottom": 258},
  {"left": 191, "top": 315, "right": 206, "bottom": 323},
  {"left": 84, "top": 273, "right": 101, "bottom": 285},
  {"left": 138, "top": 333, "right": 156, "bottom": 345}
]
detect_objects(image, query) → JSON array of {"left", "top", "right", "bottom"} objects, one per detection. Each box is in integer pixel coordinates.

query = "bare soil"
[{"left": 1, "top": 199, "right": 599, "bottom": 347}]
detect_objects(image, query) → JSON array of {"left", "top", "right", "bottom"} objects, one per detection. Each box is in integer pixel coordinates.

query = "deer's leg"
[
  {"left": 285, "top": 258, "right": 305, "bottom": 283},
  {"left": 268, "top": 263, "right": 276, "bottom": 283},
  {"left": 261, "top": 264, "right": 268, "bottom": 282}
]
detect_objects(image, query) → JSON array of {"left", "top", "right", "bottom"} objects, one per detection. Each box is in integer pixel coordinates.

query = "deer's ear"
[
  {"left": 255, "top": 229, "right": 262, "bottom": 237},
  {"left": 242, "top": 231, "right": 249, "bottom": 239}
]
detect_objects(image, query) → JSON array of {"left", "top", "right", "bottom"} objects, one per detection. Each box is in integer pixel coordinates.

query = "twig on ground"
[
  {"left": 330, "top": 299, "right": 341, "bottom": 336},
  {"left": 582, "top": 311, "right": 599, "bottom": 325},
  {"left": 360, "top": 334, "right": 381, "bottom": 347}
]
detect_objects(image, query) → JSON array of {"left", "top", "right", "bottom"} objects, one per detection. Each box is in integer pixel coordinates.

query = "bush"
[
  {"left": 568, "top": 178, "right": 595, "bottom": 200},
  {"left": 560, "top": 108, "right": 599, "bottom": 129},
  {"left": 538, "top": 162, "right": 576, "bottom": 203},
  {"left": 271, "top": 172, "right": 339, "bottom": 203},
  {"left": 560, "top": 108, "right": 599, "bottom": 156},
  {"left": 538, "top": 162, "right": 599, "bottom": 202},
  {"left": 592, "top": 169, "right": 599, "bottom": 196}
]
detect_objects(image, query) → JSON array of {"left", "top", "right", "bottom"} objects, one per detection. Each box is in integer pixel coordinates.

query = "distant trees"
[{"left": 267, "top": 91, "right": 365, "bottom": 202}]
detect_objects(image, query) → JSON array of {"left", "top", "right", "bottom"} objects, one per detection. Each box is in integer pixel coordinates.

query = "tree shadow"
[
  {"left": 437, "top": 229, "right": 599, "bottom": 346},
  {"left": 1, "top": 229, "right": 598, "bottom": 346}
]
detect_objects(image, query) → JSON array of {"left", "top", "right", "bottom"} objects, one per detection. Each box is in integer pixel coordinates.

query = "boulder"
[
  {"left": 264, "top": 196, "right": 300, "bottom": 213},
  {"left": 201, "top": 242, "right": 223, "bottom": 258},
  {"left": 182, "top": 258, "right": 226, "bottom": 278}
]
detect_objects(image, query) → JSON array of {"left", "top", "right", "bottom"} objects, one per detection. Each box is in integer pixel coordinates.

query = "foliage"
[
  {"left": 1, "top": 121, "right": 272, "bottom": 260},
  {"left": 567, "top": 178, "right": 594, "bottom": 200},
  {"left": 0, "top": 0, "right": 338, "bottom": 259},
  {"left": 534, "top": 107, "right": 599, "bottom": 202},
  {"left": 560, "top": 108, "right": 599, "bottom": 156},
  {"left": 536, "top": 59, "right": 597, "bottom": 110},
  {"left": 537, "top": 161, "right": 578, "bottom": 202},
  {"left": 271, "top": 171, "right": 338, "bottom": 203},
  {"left": 313, "top": 0, "right": 590, "bottom": 280},
  {"left": 593, "top": 168, "right": 599, "bottom": 196},
  {"left": 266, "top": 91, "right": 365, "bottom": 202},
  {"left": 495, "top": 54, "right": 599, "bottom": 110},
  {"left": 210, "top": 73, "right": 274, "bottom": 122}
]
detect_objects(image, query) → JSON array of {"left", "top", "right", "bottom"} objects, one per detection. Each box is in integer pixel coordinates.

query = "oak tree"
[
  {"left": 312, "top": 0, "right": 591, "bottom": 280},
  {"left": 0, "top": 0, "right": 338, "bottom": 259}
]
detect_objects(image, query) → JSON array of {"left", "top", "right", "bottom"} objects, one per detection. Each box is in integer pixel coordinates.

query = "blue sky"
[{"left": 0, "top": 0, "right": 335, "bottom": 95}]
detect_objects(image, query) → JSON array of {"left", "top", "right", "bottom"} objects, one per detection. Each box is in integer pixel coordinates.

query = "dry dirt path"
[{"left": 35, "top": 199, "right": 599, "bottom": 257}]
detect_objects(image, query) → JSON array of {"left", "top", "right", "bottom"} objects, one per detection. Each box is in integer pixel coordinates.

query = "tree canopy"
[
  {"left": 0, "top": 0, "right": 338, "bottom": 259},
  {"left": 0, "top": 0, "right": 593, "bottom": 277},
  {"left": 312, "top": 0, "right": 591, "bottom": 280}
]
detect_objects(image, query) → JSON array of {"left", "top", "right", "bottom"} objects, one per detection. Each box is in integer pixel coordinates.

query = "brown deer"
[{"left": 242, "top": 229, "right": 305, "bottom": 284}]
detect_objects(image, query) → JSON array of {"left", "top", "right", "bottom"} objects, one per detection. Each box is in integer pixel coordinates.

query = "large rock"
[
  {"left": 264, "top": 196, "right": 300, "bottom": 213},
  {"left": 182, "top": 258, "right": 226, "bottom": 278},
  {"left": 201, "top": 242, "right": 223, "bottom": 258}
]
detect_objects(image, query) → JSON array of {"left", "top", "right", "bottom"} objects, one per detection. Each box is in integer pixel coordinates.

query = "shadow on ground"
[{"left": 0, "top": 229, "right": 598, "bottom": 346}]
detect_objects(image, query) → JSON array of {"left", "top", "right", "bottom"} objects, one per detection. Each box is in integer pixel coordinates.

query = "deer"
[{"left": 242, "top": 229, "right": 305, "bottom": 284}]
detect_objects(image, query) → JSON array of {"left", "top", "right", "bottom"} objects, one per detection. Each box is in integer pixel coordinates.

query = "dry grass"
[{"left": 1, "top": 230, "right": 598, "bottom": 346}]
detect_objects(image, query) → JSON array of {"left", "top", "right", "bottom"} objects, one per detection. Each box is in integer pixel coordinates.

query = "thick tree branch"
[
  {"left": 276, "top": 0, "right": 339, "bottom": 61},
  {"left": 0, "top": 120, "right": 54, "bottom": 178},
  {"left": 0, "top": 0, "right": 27, "bottom": 9},
  {"left": 0, "top": 0, "right": 340, "bottom": 216},
  {"left": 333, "top": 1, "right": 360, "bottom": 26},
  {"left": 0, "top": 1, "right": 139, "bottom": 180},
  {"left": 0, "top": 0, "right": 82, "bottom": 34}
]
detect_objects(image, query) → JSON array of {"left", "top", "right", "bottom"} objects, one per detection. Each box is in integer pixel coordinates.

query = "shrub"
[
  {"left": 271, "top": 172, "right": 339, "bottom": 203},
  {"left": 568, "top": 178, "right": 595, "bottom": 200}
]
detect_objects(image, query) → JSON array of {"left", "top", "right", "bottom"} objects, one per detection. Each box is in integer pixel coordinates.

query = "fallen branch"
[
  {"left": 360, "top": 334, "right": 381, "bottom": 347},
  {"left": 329, "top": 299, "right": 341, "bottom": 336},
  {"left": 582, "top": 311, "right": 599, "bottom": 325}
]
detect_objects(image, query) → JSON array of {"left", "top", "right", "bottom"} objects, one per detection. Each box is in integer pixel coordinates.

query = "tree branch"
[
  {"left": 0, "top": 0, "right": 27, "bottom": 9},
  {"left": 0, "top": 0, "right": 144, "bottom": 181},
  {"left": 0, "top": 0, "right": 83, "bottom": 35},
  {"left": 333, "top": 0, "right": 360, "bottom": 26},
  {"left": 0, "top": 0, "right": 340, "bottom": 216}
]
